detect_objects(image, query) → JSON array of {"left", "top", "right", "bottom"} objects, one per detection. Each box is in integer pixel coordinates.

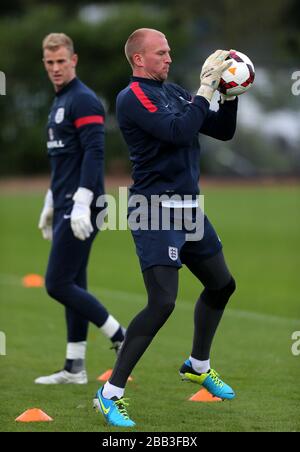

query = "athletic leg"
[
  {"left": 63, "top": 262, "right": 89, "bottom": 373},
  {"left": 35, "top": 210, "right": 124, "bottom": 384},
  {"left": 106, "top": 265, "right": 178, "bottom": 393},
  {"left": 186, "top": 250, "right": 235, "bottom": 364},
  {"left": 179, "top": 251, "right": 236, "bottom": 399},
  {"left": 45, "top": 210, "right": 122, "bottom": 334},
  {"left": 179, "top": 216, "right": 236, "bottom": 399}
]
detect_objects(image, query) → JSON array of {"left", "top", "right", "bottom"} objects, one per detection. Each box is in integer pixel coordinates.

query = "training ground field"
[{"left": 0, "top": 183, "right": 299, "bottom": 432}]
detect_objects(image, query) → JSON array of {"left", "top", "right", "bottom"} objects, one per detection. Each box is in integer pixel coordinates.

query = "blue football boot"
[
  {"left": 179, "top": 359, "right": 235, "bottom": 400},
  {"left": 93, "top": 387, "right": 136, "bottom": 427}
]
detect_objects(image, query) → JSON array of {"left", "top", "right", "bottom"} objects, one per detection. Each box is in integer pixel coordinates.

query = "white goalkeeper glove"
[
  {"left": 38, "top": 189, "right": 54, "bottom": 241},
  {"left": 197, "top": 50, "right": 233, "bottom": 102},
  {"left": 71, "top": 187, "right": 94, "bottom": 241}
]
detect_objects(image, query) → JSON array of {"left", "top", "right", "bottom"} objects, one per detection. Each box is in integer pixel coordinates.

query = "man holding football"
[
  {"left": 95, "top": 28, "right": 238, "bottom": 427},
  {"left": 35, "top": 33, "right": 125, "bottom": 385}
]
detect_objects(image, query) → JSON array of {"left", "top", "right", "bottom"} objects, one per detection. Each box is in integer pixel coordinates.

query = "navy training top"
[
  {"left": 117, "top": 76, "right": 238, "bottom": 198},
  {"left": 47, "top": 77, "right": 105, "bottom": 209}
]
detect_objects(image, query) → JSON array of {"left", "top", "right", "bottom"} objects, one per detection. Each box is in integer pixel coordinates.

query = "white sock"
[
  {"left": 102, "top": 381, "right": 125, "bottom": 400},
  {"left": 100, "top": 315, "right": 120, "bottom": 339},
  {"left": 66, "top": 341, "right": 87, "bottom": 360},
  {"left": 189, "top": 356, "right": 210, "bottom": 374}
]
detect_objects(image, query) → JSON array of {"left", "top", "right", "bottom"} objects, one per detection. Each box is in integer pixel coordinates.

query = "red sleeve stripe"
[
  {"left": 74, "top": 115, "right": 104, "bottom": 128},
  {"left": 130, "top": 82, "right": 158, "bottom": 113}
]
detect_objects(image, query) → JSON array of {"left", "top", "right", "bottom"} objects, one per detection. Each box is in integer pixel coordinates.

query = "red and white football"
[{"left": 218, "top": 50, "right": 255, "bottom": 96}]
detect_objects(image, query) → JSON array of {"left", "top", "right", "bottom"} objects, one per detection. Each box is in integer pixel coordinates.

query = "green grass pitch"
[{"left": 0, "top": 185, "right": 299, "bottom": 432}]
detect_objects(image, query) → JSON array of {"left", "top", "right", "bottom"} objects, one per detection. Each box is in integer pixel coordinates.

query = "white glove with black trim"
[
  {"left": 197, "top": 50, "right": 233, "bottom": 102},
  {"left": 38, "top": 189, "right": 54, "bottom": 241},
  {"left": 71, "top": 187, "right": 94, "bottom": 241}
]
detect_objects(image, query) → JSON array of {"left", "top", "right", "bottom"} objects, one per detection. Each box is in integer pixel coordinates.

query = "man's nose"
[{"left": 53, "top": 63, "right": 60, "bottom": 72}]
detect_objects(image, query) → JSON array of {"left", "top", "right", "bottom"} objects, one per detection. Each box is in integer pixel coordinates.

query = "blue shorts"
[
  {"left": 46, "top": 207, "right": 100, "bottom": 286},
  {"left": 129, "top": 206, "right": 223, "bottom": 272}
]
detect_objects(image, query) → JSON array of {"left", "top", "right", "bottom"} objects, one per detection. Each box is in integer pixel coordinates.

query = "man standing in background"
[{"left": 36, "top": 33, "right": 125, "bottom": 384}]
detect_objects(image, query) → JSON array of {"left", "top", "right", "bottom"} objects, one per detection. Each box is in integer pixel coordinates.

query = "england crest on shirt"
[
  {"left": 168, "top": 246, "right": 178, "bottom": 261},
  {"left": 55, "top": 108, "right": 65, "bottom": 124}
]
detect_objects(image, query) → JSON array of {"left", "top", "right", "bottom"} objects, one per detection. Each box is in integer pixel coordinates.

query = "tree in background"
[
  {"left": 0, "top": 0, "right": 299, "bottom": 176},
  {"left": 0, "top": 3, "right": 187, "bottom": 175}
]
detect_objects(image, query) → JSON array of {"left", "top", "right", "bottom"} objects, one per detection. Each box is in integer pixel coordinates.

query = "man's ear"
[
  {"left": 132, "top": 53, "right": 144, "bottom": 68},
  {"left": 71, "top": 53, "right": 78, "bottom": 68}
]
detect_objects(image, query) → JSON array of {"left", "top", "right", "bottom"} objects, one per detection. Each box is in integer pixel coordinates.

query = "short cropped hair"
[
  {"left": 125, "top": 28, "right": 165, "bottom": 68},
  {"left": 43, "top": 33, "right": 74, "bottom": 55}
]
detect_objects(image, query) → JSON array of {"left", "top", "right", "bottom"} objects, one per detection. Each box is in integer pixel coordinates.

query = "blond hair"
[
  {"left": 43, "top": 33, "right": 74, "bottom": 55},
  {"left": 125, "top": 28, "right": 165, "bottom": 68}
]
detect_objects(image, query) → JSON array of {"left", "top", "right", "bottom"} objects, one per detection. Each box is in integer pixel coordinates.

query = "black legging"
[
  {"left": 184, "top": 251, "right": 236, "bottom": 360},
  {"left": 109, "top": 250, "right": 235, "bottom": 388}
]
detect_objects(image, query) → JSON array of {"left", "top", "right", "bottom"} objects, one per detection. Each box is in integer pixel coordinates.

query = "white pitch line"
[
  {"left": 0, "top": 273, "right": 299, "bottom": 327},
  {"left": 0, "top": 273, "right": 22, "bottom": 285}
]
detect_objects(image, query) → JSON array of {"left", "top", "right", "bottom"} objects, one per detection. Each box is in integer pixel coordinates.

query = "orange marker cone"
[
  {"left": 15, "top": 408, "right": 53, "bottom": 422},
  {"left": 97, "top": 369, "right": 133, "bottom": 382},
  {"left": 189, "top": 388, "right": 222, "bottom": 403},
  {"left": 22, "top": 274, "right": 44, "bottom": 288}
]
